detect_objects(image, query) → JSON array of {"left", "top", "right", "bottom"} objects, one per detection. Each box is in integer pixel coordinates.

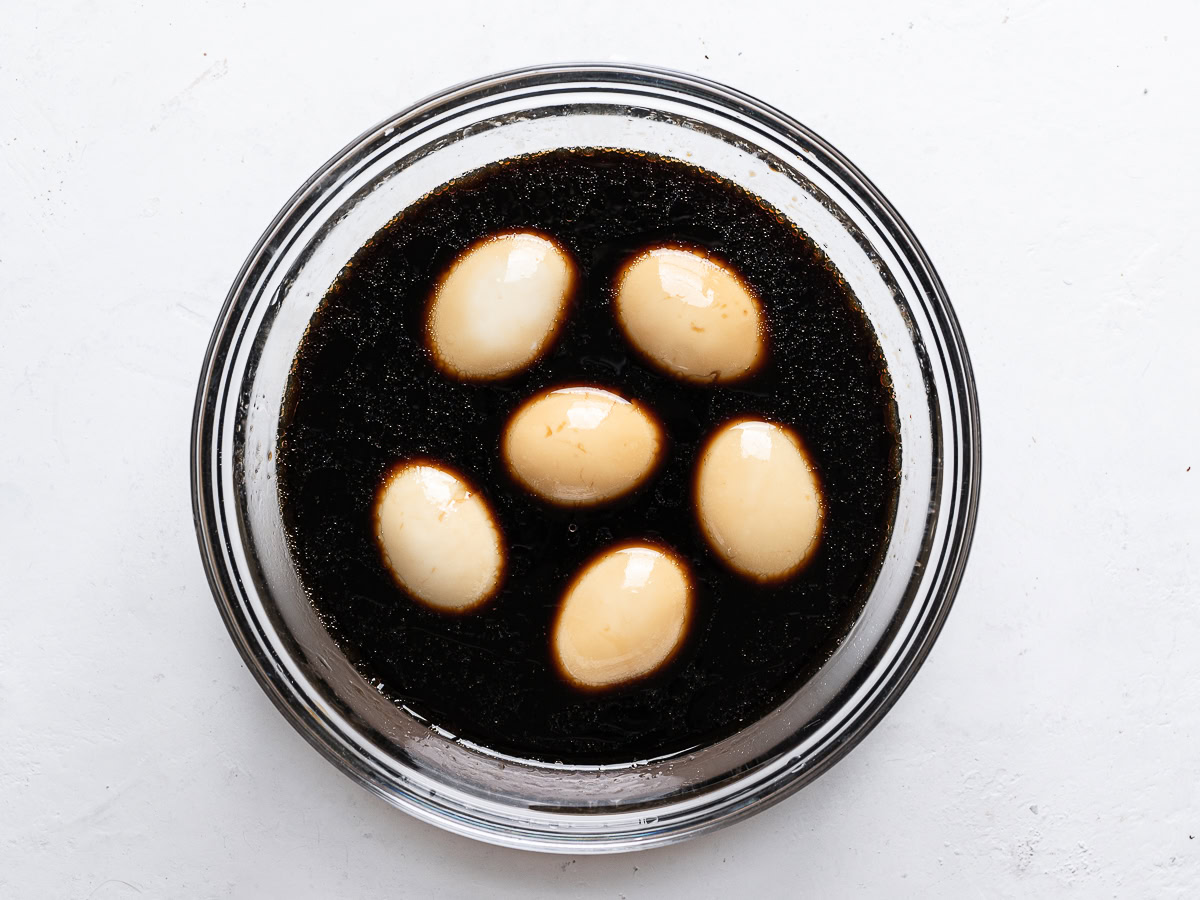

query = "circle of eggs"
[{"left": 372, "top": 232, "right": 825, "bottom": 690}]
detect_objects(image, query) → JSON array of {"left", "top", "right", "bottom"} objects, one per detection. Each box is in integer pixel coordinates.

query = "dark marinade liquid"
[{"left": 278, "top": 148, "right": 900, "bottom": 764}]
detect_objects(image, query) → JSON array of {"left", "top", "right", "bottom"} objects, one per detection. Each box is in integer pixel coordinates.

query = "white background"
[{"left": 2, "top": 1, "right": 1197, "bottom": 896}]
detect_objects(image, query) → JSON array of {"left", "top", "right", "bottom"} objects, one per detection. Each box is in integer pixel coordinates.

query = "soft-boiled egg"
[
  {"left": 374, "top": 461, "right": 503, "bottom": 612},
  {"left": 427, "top": 231, "right": 574, "bottom": 380},
  {"left": 695, "top": 419, "right": 823, "bottom": 581}
]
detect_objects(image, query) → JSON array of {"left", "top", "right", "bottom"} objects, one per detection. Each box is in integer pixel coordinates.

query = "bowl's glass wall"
[{"left": 193, "top": 64, "right": 979, "bottom": 853}]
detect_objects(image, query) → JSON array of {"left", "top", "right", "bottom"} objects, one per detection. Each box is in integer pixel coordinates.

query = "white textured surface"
[{"left": 2, "top": 1, "right": 1197, "bottom": 896}]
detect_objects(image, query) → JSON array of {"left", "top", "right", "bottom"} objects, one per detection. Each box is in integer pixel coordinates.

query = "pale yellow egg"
[
  {"left": 695, "top": 419, "right": 823, "bottom": 581},
  {"left": 553, "top": 544, "right": 692, "bottom": 689},
  {"left": 428, "top": 231, "right": 574, "bottom": 380},
  {"left": 503, "top": 386, "right": 662, "bottom": 505},
  {"left": 615, "top": 246, "right": 764, "bottom": 383},
  {"left": 374, "top": 462, "right": 503, "bottom": 612}
]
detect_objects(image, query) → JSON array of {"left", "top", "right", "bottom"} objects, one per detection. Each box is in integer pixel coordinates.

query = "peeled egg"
[
  {"left": 373, "top": 462, "right": 503, "bottom": 612},
  {"left": 695, "top": 419, "right": 823, "bottom": 581},
  {"left": 427, "top": 231, "right": 574, "bottom": 380},
  {"left": 614, "top": 245, "right": 765, "bottom": 383},
  {"left": 503, "top": 386, "right": 662, "bottom": 505},
  {"left": 553, "top": 543, "right": 692, "bottom": 690}
]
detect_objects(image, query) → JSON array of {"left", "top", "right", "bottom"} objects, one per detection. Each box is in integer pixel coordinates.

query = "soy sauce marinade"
[{"left": 278, "top": 148, "right": 900, "bottom": 764}]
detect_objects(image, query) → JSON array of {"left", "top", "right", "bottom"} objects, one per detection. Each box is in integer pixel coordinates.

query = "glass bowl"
[{"left": 191, "top": 63, "right": 980, "bottom": 853}]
